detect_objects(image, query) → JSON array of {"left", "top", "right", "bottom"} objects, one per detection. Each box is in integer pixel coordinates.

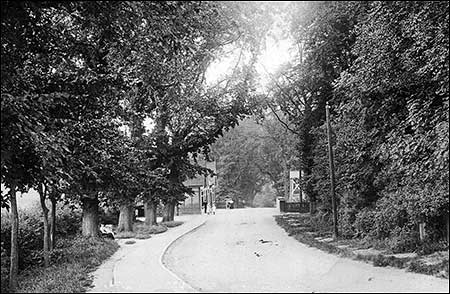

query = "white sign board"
[
  {"left": 289, "top": 170, "right": 300, "bottom": 179},
  {"left": 289, "top": 170, "right": 301, "bottom": 200}
]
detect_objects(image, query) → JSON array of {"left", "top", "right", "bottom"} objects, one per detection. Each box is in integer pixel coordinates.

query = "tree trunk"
[
  {"left": 49, "top": 196, "right": 57, "bottom": 250},
  {"left": 82, "top": 196, "right": 99, "bottom": 237},
  {"left": 169, "top": 201, "right": 175, "bottom": 221},
  {"left": 144, "top": 200, "right": 157, "bottom": 226},
  {"left": 284, "top": 165, "right": 289, "bottom": 200},
  {"left": 117, "top": 203, "right": 134, "bottom": 232},
  {"left": 9, "top": 183, "right": 19, "bottom": 292},
  {"left": 445, "top": 212, "right": 449, "bottom": 243},
  {"left": 162, "top": 201, "right": 175, "bottom": 222},
  {"left": 38, "top": 184, "right": 50, "bottom": 267}
]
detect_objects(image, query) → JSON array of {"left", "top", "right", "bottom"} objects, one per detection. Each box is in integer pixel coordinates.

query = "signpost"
[{"left": 289, "top": 170, "right": 301, "bottom": 202}]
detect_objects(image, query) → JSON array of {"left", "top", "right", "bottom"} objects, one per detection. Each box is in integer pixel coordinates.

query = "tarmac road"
[{"left": 163, "top": 208, "right": 449, "bottom": 293}]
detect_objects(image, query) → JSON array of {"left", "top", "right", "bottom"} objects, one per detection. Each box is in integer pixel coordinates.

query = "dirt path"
[{"left": 163, "top": 208, "right": 449, "bottom": 293}]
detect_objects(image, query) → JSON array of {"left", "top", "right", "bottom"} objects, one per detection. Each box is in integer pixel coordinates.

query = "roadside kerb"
[
  {"left": 160, "top": 220, "right": 208, "bottom": 293},
  {"left": 89, "top": 214, "right": 208, "bottom": 293}
]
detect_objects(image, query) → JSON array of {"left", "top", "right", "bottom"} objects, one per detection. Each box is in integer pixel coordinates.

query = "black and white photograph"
[{"left": 1, "top": 1, "right": 449, "bottom": 293}]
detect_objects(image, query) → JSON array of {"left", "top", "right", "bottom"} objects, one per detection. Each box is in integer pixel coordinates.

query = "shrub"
[
  {"left": 408, "top": 259, "right": 449, "bottom": 278},
  {"left": 308, "top": 212, "right": 332, "bottom": 233},
  {"left": 416, "top": 239, "right": 449, "bottom": 256},
  {"left": 1, "top": 242, "right": 9, "bottom": 293},
  {"left": 1, "top": 203, "right": 82, "bottom": 270},
  {"left": 386, "top": 226, "right": 421, "bottom": 253},
  {"left": 354, "top": 208, "right": 376, "bottom": 238},
  {"left": 1, "top": 207, "right": 44, "bottom": 269},
  {"left": 55, "top": 205, "right": 82, "bottom": 236},
  {"left": 338, "top": 207, "right": 357, "bottom": 238}
]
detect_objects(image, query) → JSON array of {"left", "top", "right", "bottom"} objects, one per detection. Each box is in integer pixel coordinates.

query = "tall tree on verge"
[
  {"left": 2, "top": 1, "right": 133, "bottom": 246},
  {"left": 108, "top": 1, "right": 270, "bottom": 221},
  {"left": 267, "top": 1, "right": 367, "bottom": 212},
  {"left": 43, "top": 2, "right": 127, "bottom": 238},
  {"left": 1, "top": 1, "right": 70, "bottom": 289}
]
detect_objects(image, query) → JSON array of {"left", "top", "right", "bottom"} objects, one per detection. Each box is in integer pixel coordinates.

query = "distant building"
[
  {"left": 135, "top": 159, "right": 217, "bottom": 217},
  {"left": 180, "top": 159, "right": 217, "bottom": 215}
]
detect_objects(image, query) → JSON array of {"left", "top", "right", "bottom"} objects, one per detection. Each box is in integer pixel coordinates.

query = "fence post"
[
  {"left": 280, "top": 199, "right": 286, "bottom": 213},
  {"left": 326, "top": 102, "right": 338, "bottom": 240}
]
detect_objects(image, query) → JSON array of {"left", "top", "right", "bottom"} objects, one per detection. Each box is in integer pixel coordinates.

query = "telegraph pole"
[{"left": 326, "top": 102, "right": 338, "bottom": 239}]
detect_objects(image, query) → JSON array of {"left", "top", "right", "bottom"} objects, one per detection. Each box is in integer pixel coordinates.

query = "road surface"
[{"left": 163, "top": 208, "right": 449, "bottom": 293}]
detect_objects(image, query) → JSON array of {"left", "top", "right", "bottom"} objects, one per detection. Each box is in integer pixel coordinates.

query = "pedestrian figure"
[
  {"left": 202, "top": 201, "right": 207, "bottom": 214},
  {"left": 100, "top": 224, "right": 115, "bottom": 239},
  {"left": 207, "top": 202, "right": 212, "bottom": 215}
]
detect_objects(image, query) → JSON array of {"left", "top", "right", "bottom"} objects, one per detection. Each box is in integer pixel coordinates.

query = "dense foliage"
[
  {"left": 212, "top": 114, "right": 298, "bottom": 206},
  {"left": 269, "top": 1, "right": 449, "bottom": 249},
  {"left": 1, "top": 1, "right": 266, "bottom": 290},
  {"left": 1, "top": 2, "right": 448, "bottom": 290}
]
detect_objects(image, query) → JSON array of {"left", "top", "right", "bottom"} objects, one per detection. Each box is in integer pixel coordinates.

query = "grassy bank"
[
  {"left": 114, "top": 220, "right": 184, "bottom": 239},
  {"left": 275, "top": 213, "right": 449, "bottom": 279},
  {"left": 2, "top": 236, "right": 119, "bottom": 293}
]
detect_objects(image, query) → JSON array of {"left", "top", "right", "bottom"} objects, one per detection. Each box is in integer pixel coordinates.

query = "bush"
[
  {"left": 308, "top": 212, "right": 332, "bottom": 233},
  {"left": 1, "top": 242, "right": 9, "bottom": 293},
  {"left": 354, "top": 208, "right": 377, "bottom": 238},
  {"left": 416, "top": 239, "right": 449, "bottom": 256},
  {"left": 55, "top": 205, "right": 82, "bottom": 236},
  {"left": 386, "top": 226, "right": 421, "bottom": 253},
  {"left": 1, "top": 203, "right": 82, "bottom": 270},
  {"left": 338, "top": 207, "right": 357, "bottom": 238},
  {"left": 408, "top": 259, "right": 449, "bottom": 279},
  {"left": 1, "top": 207, "right": 45, "bottom": 269}
]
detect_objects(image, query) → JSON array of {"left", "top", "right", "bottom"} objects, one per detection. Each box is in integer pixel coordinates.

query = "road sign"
[{"left": 289, "top": 170, "right": 301, "bottom": 200}]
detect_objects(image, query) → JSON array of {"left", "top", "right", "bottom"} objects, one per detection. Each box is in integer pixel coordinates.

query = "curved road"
[{"left": 163, "top": 208, "right": 449, "bottom": 293}]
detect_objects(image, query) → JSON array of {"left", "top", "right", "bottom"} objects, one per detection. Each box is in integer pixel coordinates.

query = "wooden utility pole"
[{"left": 326, "top": 102, "right": 338, "bottom": 239}]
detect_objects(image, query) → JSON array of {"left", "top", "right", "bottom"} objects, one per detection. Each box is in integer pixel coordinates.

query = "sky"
[
  {"left": 143, "top": 30, "right": 295, "bottom": 132},
  {"left": 205, "top": 18, "right": 296, "bottom": 94}
]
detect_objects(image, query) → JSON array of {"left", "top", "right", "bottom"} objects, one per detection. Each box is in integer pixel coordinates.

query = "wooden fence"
[{"left": 279, "top": 200, "right": 310, "bottom": 213}]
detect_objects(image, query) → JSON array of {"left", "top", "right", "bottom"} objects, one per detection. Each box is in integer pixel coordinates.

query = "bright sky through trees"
[{"left": 206, "top": 1, "right": 296, "bottom": 93}]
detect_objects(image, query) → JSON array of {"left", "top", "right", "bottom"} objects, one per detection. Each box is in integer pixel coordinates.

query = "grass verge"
[
  {"left": 115, "top": 223, "right": 168, "bottom": 240},
  {"left": 16, "top": 236, "right": 119, "bottom": 293},
  {"left": 274, "top": 214, "right": 449, "bottom": 279},
  {"left": 160, "top": 221, "right": 184, "bottom": 228}
]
